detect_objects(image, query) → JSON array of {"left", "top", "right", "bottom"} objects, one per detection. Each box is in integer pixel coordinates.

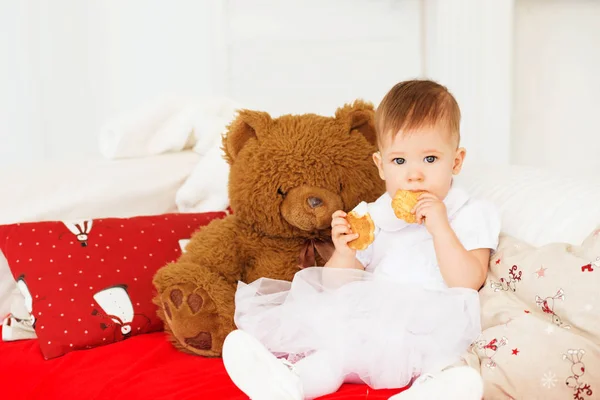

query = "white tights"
[{"left": 292, "top": 350, "right": 346, "bottom": 399}]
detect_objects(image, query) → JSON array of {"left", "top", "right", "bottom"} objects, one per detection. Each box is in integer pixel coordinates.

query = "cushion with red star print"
[
  {"left": 0, "top": 211, "right": 227, "bottom": 359},
  {"left": 472, "top": 228, "right": 600, "bottom": 399}
]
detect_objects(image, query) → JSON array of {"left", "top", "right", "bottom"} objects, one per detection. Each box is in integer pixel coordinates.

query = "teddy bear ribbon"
[{"left": 298, "top": 239, "right": 335, "bottom": 269}]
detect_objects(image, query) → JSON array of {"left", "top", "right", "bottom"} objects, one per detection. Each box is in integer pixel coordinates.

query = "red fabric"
[
  {"left": 0, "top": 212, "right": 226, "bottom": 359},
  {"left": 0, "top": 327, "right": 405, "bottom": 399}
]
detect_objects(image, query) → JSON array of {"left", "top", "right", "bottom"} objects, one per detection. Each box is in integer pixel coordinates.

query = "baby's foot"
[
  {"left": 222, "top": 329, "right": 304, "bottom": 400},
  {"left": 388, "top": 366, "right": 483, "bottom": 400}
]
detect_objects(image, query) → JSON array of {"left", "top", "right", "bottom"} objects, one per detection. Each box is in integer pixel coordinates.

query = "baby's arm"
[
  {"left": 413, "top": 193, "right": 497, "bottom": 290},
  {"left": 432, "top": 228, "right": 489, "bottom": 290},
  {"left": 326, "top": 250, "right": 365, "bottom": 270}
]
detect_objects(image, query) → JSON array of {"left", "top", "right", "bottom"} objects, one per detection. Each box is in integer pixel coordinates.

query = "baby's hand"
[
  {"left": 331, "top": 210, "right": 359, "bottom": 258},
  {"left": 412, "top": 193, "right": 451, "bottom": 235}
]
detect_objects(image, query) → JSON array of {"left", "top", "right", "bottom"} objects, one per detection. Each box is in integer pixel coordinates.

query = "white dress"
[{"left": 234, "top": 186, "right": 501, "bottom": 390}]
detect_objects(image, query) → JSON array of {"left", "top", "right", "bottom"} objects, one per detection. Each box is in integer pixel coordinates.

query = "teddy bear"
[{"left": 152, "top": 100, "right": 385, "bottom": 357}]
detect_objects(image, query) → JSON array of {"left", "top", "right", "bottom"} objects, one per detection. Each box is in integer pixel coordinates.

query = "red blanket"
[{"left": 0, "top": 328, "right": 405, "bottom": 399}]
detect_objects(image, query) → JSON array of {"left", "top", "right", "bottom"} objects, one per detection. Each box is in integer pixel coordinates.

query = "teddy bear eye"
[{"left": 277, "top": 188, "right": 287, "bottom": 198}]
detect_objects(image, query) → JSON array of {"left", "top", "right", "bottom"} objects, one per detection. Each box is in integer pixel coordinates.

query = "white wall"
[
  {"left": 0, "top": 2, "right": 45, "bottom": 164},
  {"left": 0, "top": 0, "right": 427, "bottom": 164},
  {"left": 223, "top": 0, "right": 422, "bottom": 117},
  {"left": 422, "top": 0, "right": 514, "bottom": 166},
  {"left": 0, "top": 0, "right": 423, "bottom": 166},
  {"left": 513, "top": 0, "right": 600, "bottom": 170},
  {"left": 2, "top": 0, "right": 600, "bottom": 171},
  {"left": 0, "top": 0, "right": 215, "bottom": 165}
]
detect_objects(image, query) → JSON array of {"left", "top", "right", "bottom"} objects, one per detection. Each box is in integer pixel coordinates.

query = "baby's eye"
[
  {"left": 392, "top": 158, "right": 405, "bottom": 165},
  {"left": 424, "top": 156, "right": 437, "bottom": 163}
]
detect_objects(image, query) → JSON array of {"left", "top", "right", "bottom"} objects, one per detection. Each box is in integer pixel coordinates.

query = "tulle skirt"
[{"left": 234, "top": 267, "right": 480, "bottom": 389}]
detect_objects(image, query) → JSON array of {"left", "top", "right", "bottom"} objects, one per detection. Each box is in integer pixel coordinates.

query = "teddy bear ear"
[
  {"left": 222, "top": 109, "right": 272, "bottom": 164},
  {"left": 335, "top": 100, "right": 377, "bottom": 145}
]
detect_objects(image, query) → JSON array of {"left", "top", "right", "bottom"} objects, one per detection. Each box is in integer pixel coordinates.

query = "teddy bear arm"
[
  {"left": 178, "top": 216, "right": 245, "bottom": 284},
  {"left": 151, "top": 216, "right": 244, "bottom": 356}
]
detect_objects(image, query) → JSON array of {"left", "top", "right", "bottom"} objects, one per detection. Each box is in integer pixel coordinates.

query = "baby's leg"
[
  {"left": 388, "top": 362, "right": 483, "bottom": 400},
  {"left": 293, "top": 350, "right": 345, "bottom": 399},
  {"left": 223, "top": 330, "right": 304, "bottom": 399},
  {"left": 223, "top": 330, "right": 345, "bottom": 400}
]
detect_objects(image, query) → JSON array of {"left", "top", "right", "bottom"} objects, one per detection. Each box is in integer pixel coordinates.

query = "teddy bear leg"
[{"left": 153, "top": 262, "right": 237, "bottom": 357}]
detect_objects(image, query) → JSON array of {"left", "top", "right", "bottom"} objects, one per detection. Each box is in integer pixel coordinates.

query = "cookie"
[
  {"left": 346, "top": 202, "right": 375, "bottom": 251},
  {"left": 391, "top": 190, "right": 425, "bottom": 224}
]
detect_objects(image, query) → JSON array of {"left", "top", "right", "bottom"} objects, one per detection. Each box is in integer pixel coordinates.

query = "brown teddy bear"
[{"left": 152, "top": 100, "right": 384, "bottom": 357}]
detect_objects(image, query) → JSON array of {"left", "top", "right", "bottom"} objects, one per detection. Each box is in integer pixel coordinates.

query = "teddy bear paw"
[{"left": 160, "top": 283, "right": 224, "bottom": 357}]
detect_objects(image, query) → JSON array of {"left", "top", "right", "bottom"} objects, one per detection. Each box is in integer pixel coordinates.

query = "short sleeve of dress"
[
  {"left": 451, "top": 199, "right": 501, "bottom": 253},
  {"left": 355, "top": 245, "right": 372, "bottom": 268},
  {"left": 355, "top": 226, "right": 380, "bottom": 269}
]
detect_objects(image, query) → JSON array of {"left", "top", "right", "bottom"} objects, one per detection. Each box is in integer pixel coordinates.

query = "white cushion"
[
  {"left": 456, "top": 163, "right": 600, "bottom": 246},
  {"left": 0, "top": 151, "right": 200, "bottom": 225}
]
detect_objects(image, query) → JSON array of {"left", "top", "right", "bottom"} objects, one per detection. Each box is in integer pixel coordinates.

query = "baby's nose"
[{"left": 407, "top": 170, "right": 424, "bottom": 181}]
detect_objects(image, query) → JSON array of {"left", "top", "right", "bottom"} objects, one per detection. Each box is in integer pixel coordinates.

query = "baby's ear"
[
  {"left": 335, "top": 100, "right": 377, "bottom": 146},
  {"left": 222, "top": 110, "right": 272, "bottom": 164}
]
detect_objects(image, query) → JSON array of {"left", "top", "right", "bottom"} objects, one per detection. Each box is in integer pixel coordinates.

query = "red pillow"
[{"left": 0, "top": 212, "right": 226, "bottom": 359}]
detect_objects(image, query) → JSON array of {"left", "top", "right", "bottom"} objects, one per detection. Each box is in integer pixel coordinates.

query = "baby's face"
[{"left": 373, "top": 123, "right": 465, "bottom": 200}]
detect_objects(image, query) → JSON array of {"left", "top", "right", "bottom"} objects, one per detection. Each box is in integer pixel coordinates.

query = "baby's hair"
[{"left": 375, "top": 79, "right": 461, "bottom": 148}]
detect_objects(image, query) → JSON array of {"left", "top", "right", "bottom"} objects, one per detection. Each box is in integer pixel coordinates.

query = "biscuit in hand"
[
  {"left": 391, "top": 190, "right": 425, "bottom": 224},
  {"left": 346, "top": 202, "right": 375, "bottom": 251}
]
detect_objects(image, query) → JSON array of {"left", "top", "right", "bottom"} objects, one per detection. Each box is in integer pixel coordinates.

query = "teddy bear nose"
[{"left": 307, "top": 196, "right": 323, "bottom": 208}]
